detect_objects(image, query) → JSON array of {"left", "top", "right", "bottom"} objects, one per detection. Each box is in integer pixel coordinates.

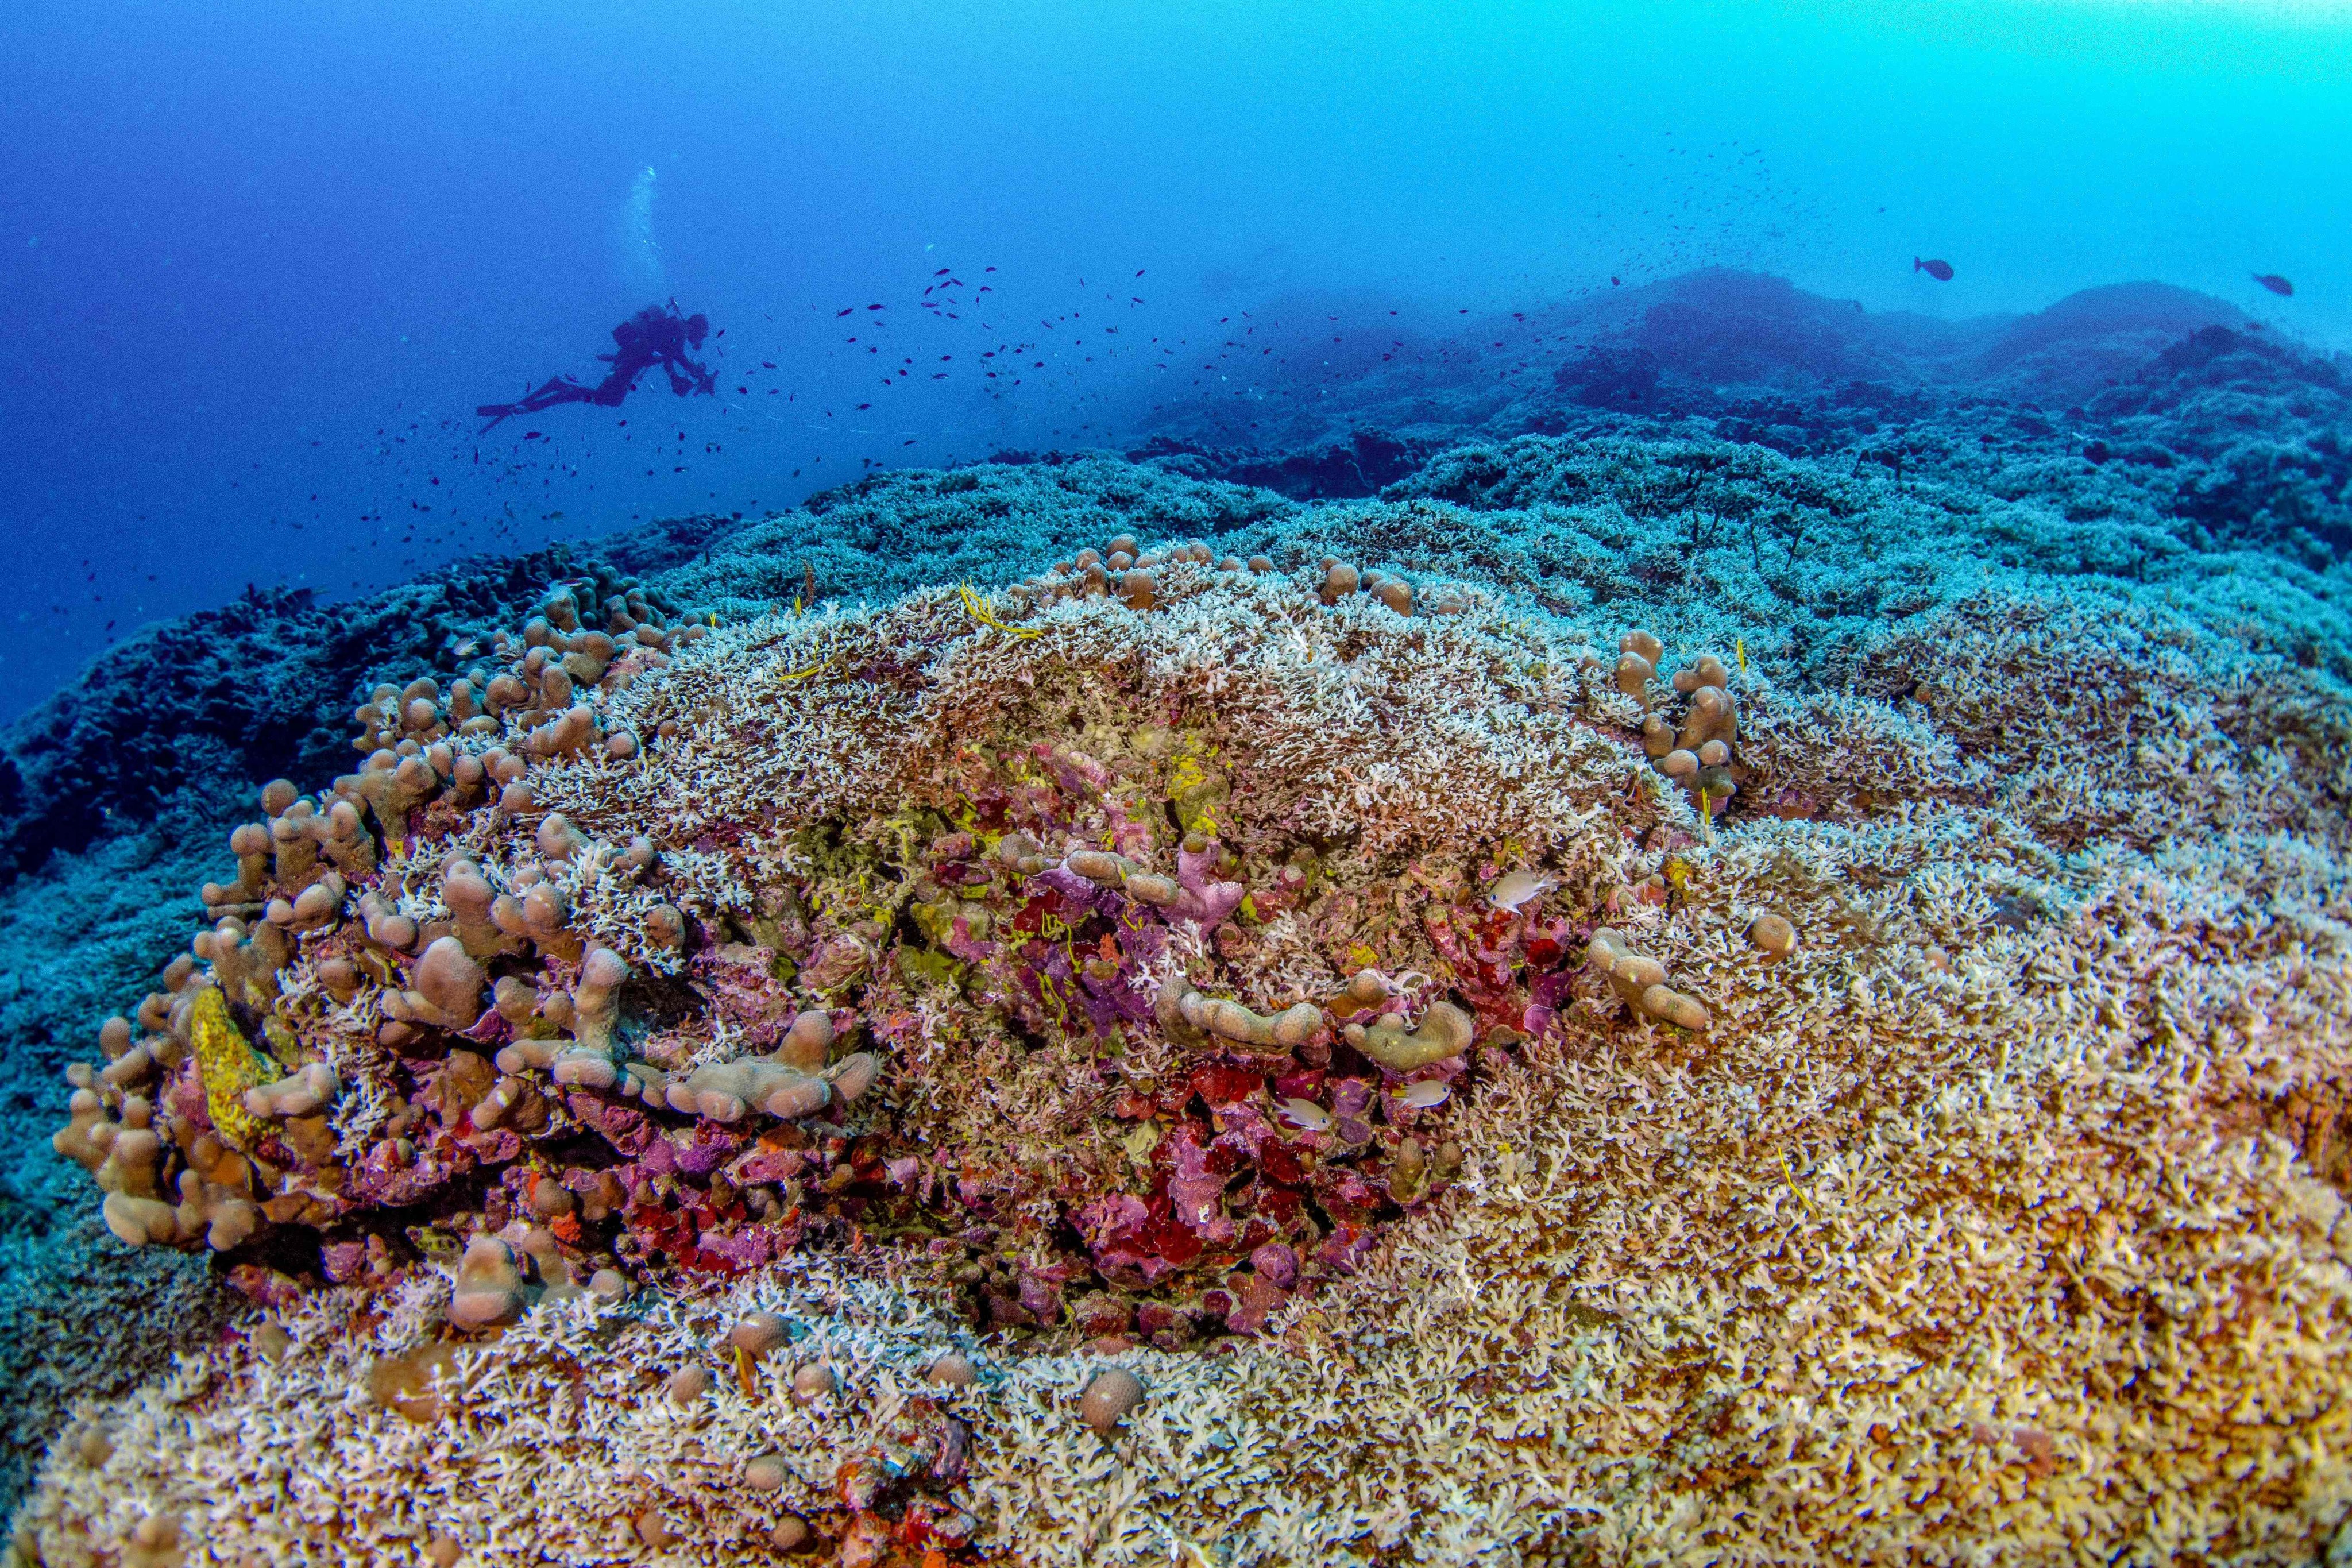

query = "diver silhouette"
[{"left": 476, "top": 302, "right": 716, "bottom": 432}]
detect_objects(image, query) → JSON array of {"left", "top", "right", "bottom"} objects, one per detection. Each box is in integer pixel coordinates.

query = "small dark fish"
[
  {"left": 1914, "top": 257, "right": 1954, "bottom": 281},
  {"left": 836, "top": 308, "right": 853, "bottom": 317},
  {"left": 2253, "top": 273, "right": 2294, "bottom": 296},
  {"left": 933, "top": 267, "right": 950, "bottom": 276}
]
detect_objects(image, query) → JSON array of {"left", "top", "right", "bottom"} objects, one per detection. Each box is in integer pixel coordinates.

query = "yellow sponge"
[{"left": 190, "top": 987, "right": 272, "bottom": 1152}]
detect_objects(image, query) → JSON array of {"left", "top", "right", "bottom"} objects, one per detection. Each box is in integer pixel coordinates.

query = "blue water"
[{"left": 3, "top": 0, "right": 2347, "bottom": 719}]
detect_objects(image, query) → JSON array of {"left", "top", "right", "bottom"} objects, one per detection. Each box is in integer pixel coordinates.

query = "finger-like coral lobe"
[
  {"left": 1345, "top": 998, "right": 1476, "bottom": 1071},
  {"left": 1586, "top": 926, "right": 1712, "bottom": 1032}
]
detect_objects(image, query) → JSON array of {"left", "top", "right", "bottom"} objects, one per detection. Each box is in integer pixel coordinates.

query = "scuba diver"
[{"left": 476, "top": 302, "right": 717, "bottom": 432}]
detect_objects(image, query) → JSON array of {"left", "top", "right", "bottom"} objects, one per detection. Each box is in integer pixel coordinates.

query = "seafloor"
[{"left": 1, "top": 271, "right": 2347, "bottom": 1566}]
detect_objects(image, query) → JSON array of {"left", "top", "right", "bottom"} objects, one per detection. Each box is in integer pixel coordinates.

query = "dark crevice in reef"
[{"left": 1127, "top": 426, "right": 1435, "bottom": 501}]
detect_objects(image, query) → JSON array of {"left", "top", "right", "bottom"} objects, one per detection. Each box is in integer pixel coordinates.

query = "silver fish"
[
  {"left": 1488, "top": 870, "right": 1555, "bottom": 912},
  {"left": 1279, "top": 1098, "right": 1333, "bottom": 1131}
]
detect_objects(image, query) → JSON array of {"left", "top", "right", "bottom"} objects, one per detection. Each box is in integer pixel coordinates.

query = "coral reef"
[{"left": 14, "top": 475, "right": 2352, "bottom": 1563}]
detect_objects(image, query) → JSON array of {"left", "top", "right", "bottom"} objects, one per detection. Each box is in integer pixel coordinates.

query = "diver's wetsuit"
[{"left": 476, "top": 303, "right": 716, "bottom": 431}]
